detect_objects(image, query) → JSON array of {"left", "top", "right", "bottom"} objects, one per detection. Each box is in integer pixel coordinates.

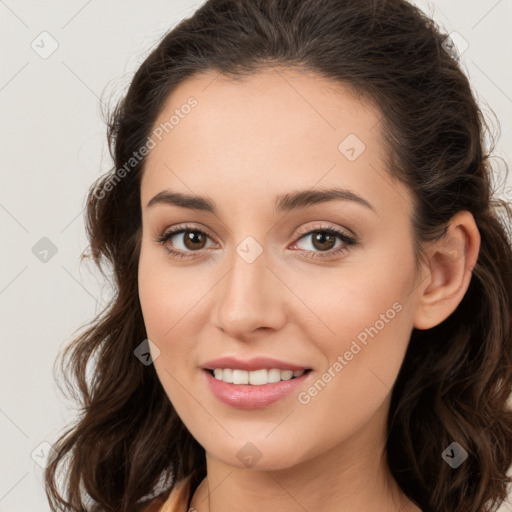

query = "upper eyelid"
[
  {"left": 159, "top": 223, "right": 216, "bottom": 241},
  {"left": 294, "top": 222, "right": 355, "bottom": 239}
]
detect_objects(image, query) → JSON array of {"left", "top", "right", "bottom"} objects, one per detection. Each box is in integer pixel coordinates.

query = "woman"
[{"left": 44, "top": 1, "right": 512, "bottom": 511}]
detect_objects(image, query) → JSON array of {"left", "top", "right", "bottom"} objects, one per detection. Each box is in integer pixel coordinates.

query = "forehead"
[
  {"left": 146, "top": 66, "right": 382, "bottom": 153},
  {"left": 140, "top": 67, "right": 408, "bottom": 221}
]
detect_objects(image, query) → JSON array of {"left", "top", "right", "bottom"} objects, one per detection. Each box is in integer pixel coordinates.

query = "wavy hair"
[{"left": 44, "top": 0, "right": 512, "bottom": 511}]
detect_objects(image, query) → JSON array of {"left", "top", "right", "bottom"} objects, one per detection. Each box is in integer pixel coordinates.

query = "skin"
[{"left": 137, "top": 67, "right": 480, "bottom": 512}]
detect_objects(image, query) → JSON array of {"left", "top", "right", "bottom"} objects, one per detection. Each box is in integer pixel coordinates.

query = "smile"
[{"left": 203, "top": 368, "right": 312, "bottom": 409}]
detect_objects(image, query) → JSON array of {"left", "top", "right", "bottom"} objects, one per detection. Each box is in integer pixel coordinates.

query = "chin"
[{"left": 201, "top": 434, "right": 309, "bottom": 471}]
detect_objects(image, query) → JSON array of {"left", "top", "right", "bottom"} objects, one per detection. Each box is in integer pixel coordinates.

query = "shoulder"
[{"left": 141, "top": 475, "right": 193, "bottom": 512}]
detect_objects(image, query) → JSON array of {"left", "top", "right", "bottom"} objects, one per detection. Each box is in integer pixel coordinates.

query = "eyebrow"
[{"left": 146, "top": 187, "right": 376, "bottom": 214}]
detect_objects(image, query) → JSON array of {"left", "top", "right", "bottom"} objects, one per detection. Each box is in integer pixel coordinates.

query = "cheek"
[
  {"left": 291, "top": 248, "right": 414, "bottom": 350},
  {"left": 138, "top": 256, "right": 170, "bottom": 342},
  {"left": 137, "top": 251, "right": 199, "bottom": 410},
  {"left": 288, "top": 265, "right": 415, "bottom": 458},
  {"left": 138, "top": 245, "right": 205, "bottom": 342},
  {"left": 137, "top": 244, "right": 216, "bottom": 403},
  {"left": 292, "top": 243, "right": 416, "bottom": 394}
]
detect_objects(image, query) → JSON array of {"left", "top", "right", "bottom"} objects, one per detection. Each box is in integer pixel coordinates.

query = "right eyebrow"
[{"left": 146, "top": 190, "right": 215, "bottom": 212}]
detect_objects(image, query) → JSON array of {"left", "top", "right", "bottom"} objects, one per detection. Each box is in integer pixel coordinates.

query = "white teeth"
[
  {"left": 267, "top": 368, "right": 281, "bottom": 383},
  {"left": 211, "top": 368, "right": 306, "bottom": 385},
  {"left": 280, "top": 370, "right": 293, "bottom": 380},
  {"left": 232, "top": 369, "right": 249, "bottom": 384},
  {"left": 249, "top": 369, "right": 267, "bottom": 385}
]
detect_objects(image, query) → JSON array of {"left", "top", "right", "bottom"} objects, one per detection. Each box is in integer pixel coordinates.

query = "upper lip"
[{"left": 202, "top": 356, "right": 310, "bottom": 372}]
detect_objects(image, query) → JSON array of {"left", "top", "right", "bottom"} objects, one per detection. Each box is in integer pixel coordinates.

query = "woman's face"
[{"left": 138, "top": 68, "right": 425, "bottom": 470}]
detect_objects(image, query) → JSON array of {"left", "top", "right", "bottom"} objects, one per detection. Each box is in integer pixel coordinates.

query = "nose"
[{"left": 211, "top": 244, "right": 286, "bottom": 341}]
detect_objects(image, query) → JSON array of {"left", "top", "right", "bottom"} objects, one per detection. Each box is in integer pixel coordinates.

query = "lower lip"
[{"left": 203, "top": 369, "right": 310, "bottom": 409}]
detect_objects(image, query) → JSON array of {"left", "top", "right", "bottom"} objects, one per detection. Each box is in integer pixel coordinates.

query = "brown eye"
[
  {"left": 310, "top": 231, "right": 337, "bottom": 251},
  {"left": 182, "top": 230, "right": 208, "bottom": 250},
  {"left": 156, "top": 225, "right": 215, "bottom": 259},
  {"left": 291, "top": 225, "right": 358, "bottom": 260}
]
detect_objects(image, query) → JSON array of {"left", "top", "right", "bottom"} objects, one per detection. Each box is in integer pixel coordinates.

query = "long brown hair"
[{"left": 44, "top": 1, "right": 512, "bottom": 511}]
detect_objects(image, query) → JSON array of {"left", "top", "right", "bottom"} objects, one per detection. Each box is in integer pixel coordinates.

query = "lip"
[
  {"left": 203, "top": 368, "right": 311, "bottom": 409},
  {"left": 201, "top": 356, "right": 310, "bottom": 372}
]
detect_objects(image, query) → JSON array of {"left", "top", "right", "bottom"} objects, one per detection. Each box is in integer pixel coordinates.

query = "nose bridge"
[{"left": 212, "top": 236, "right": 284, "bottom": 336}]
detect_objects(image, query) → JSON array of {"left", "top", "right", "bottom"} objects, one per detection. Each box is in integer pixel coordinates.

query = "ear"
[{"left": 413, "top": 210, "right": 481, "bottom": 330}]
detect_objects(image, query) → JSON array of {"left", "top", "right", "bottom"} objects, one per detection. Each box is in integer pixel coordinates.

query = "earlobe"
[{"left": 413, "top": 211, "right": 481, "bottom": 330}]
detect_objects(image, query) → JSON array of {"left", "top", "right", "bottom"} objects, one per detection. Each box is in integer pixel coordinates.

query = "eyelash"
[{"left": 154, "top": 223, "right": 358, "bottom": 261}]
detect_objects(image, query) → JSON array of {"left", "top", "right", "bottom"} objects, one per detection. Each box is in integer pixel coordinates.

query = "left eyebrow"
[
  {"left": 274, "top": 187, "right": 376, "bottom": 214},
  {"left": 145, "top": 186, "right": 376, "bottom": 215}
]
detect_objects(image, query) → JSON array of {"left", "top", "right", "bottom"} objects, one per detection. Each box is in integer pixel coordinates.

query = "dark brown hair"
[{"left": 44, "top": 1, "right": 512, "bottom": 511}]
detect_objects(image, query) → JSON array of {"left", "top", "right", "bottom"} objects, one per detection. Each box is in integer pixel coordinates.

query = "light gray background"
[{"left": 1, "top": 1, "right": 511, "bottom": 510}]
